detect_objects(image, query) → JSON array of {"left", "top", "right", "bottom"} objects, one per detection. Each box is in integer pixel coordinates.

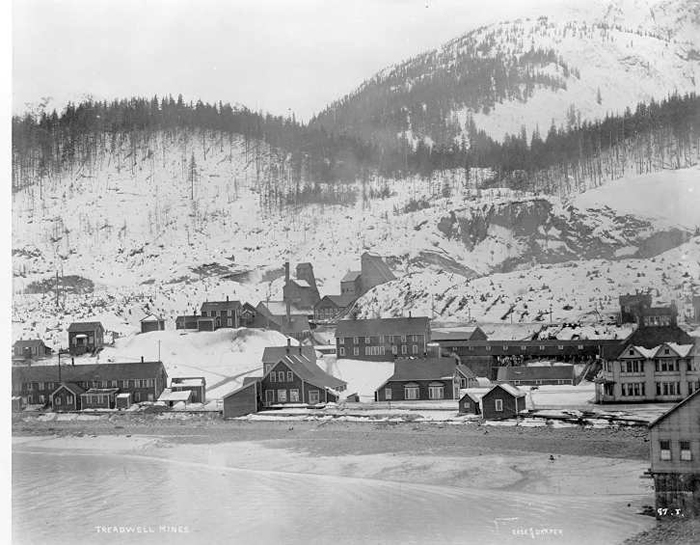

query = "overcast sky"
[{"left": 13, "top": 0, "right": 577, "bottom": 121}]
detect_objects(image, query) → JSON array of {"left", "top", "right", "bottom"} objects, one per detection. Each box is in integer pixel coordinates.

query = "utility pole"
[
  {"left": 158, "top": 340, "right": 161, "bottom": 362},
  {"left": 55, "top": 269, "right": 60, "bottom": 310}
]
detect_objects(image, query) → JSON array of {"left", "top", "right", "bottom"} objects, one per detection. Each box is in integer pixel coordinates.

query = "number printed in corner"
[{"left": 657, "top": 508, "right": 684, "bottom": 517}]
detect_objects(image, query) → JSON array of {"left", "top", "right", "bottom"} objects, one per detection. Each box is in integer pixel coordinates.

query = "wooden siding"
[
  {"left": 481, "top": 388, "right": 526, "bottom": 420},
  {"left": 336, "top": 334, "right": 428, "bottom": 362},
  {"left": 459, "top": 396, "right": 480, "bottom": 414},
  {"left": 223, "top": 382, "right": 260, "bottom": 418},
  {"left": 376, "top": 379, "right": 456, "bottom": 402}
]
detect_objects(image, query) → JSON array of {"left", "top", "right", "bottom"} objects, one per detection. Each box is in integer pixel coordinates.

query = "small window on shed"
[
  {"left": 660, "top": 440, "right": 671, "bottom": 461},
  {"left": 494, "top": 399, "right": 503, "bottom": 412}
]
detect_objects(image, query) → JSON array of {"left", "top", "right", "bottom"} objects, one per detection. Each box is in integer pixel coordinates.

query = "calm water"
[{"left": 13, "top": 448, "right": 652, "bottom": 545}]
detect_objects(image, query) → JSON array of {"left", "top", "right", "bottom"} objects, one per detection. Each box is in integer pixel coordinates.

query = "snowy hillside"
[
  {"left": 354, "top": 235, "right": 700, "bottom": 324},
  {"left": 314, "top": 0, "right": 699, "bottom": 144}
]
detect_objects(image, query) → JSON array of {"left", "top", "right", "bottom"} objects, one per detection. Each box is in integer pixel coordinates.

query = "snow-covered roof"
[
  {"left": 341, "top": 271, "right": 362, "bottom": 282},
  {"left": 497, "top": 365, "right": 575, "bottom": 382},
  {"left": 171, "top": 377, "right": 205, "bottom": 387},
  {"left": 140, "top": 314, "right": 163, "bottom": 322},
  {"left": 116, "top": 393, "right": 131, "bottom": 399},
  {"left": 68, "top": 321, "right": 104, "bottom": 332},
  {"left": 336, "top": 316, "right": 429, "bottom": 337},
  {"left": 487, "top": 383, "right": 526, "bottom": 398},
  {"left": 666, "top": 343, "right": 694, "bottom": 358},
  {"left": 158, "top": 389, "right": 192, "bottom": 402}
]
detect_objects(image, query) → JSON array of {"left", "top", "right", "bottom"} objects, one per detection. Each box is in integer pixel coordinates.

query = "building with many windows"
[
  {"left": 648, "top": 390, "right": 700, "bottom": 518},
  {"left": 335, "top": 316, "right": 430, "bottom": 361},
  {"left": 200, "top": 298, "right": 242, "bottom": 329},
  {"left": 374, "top": 357, "right": 479, "bottom": 402},
  {"left": 595, "top": 326, "right": 698, "bottom": 403},
  {"left": 11, "top": 360, "right": 168, "bottom": 410}
]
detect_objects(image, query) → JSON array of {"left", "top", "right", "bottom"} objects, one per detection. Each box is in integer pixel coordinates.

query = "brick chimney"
[{"left": 286, "top": 338, "right": 291, "bottom": 354}]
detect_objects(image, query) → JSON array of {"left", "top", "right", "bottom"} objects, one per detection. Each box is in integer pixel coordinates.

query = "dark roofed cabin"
[
  {"left": 140, "top": 314, "right": 165, "bottom": 333},
  {"left": 13, "top": 339, "right": 52, "bottom": 362},
  {"left": 200, "top": 298, "right": 242, "bottom": 329},
  {"left": 68, "top": 321, "right": 105, "bottom": 356},
  {"left": 481, "top": 384, "right": 526, "bottom": 420}
]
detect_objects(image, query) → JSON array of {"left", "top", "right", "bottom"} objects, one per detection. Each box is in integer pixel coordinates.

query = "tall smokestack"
[
  {"left": 286, "top": 338, "right": 291, "bottom": 354},
  {"left": 284, "top": 262, "right": 290, "bottom": 284},
  {"left": 299, "top": 344, "right": 302, "bottom": 355}
]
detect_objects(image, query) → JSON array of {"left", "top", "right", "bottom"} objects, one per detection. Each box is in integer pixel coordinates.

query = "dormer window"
[
  {"left": 629, "top": 350, "right": 634, "bottom": 356},
  {"left": 664, "top": 348, "right": 670, "bottom": 355}
]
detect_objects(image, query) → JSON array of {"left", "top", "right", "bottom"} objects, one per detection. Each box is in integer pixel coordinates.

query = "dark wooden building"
[
  {"left": 140, "top": 314, "right": 165, "bottom": 333},
  {"left": 619, "top": 292, "right": 652, "bottom": 324},
  {"left": 648, "top": 390, "right": 700, "bottom": 518},
  {"left": 175, "top": 315, "right": 200, "bottom": 330},
  {"left": 67, "top": 321, "right": 105, "bottom": 356},
  {"left": 340, "top": 271, "right": 362, "bottom": 297},
  {"left": 458, "top": 391, "right": 481, "bottom": 414},
  {"left": 335, "top": 316, "right": 431, "bottom": 361},
  {"left": 12, "top": 360, "right": 168, "bottom": 410},
  {"left": 253, "top": 301, "right": 311, "bottom": 340},
  {"left": 13, "top": 339, "right": 52, "bottom": 362},
  {"left": 200, "top": 298, "right": 242, "bottom": 329},
  {"left": 170, "top": 376, "right": 206, "bottom": 403},
  {"left": 360, "top": 252, "right": 395, "bottom": 293},
  {"left": 81, "top": 388, "right": 120, "bottom": 409},
  {"left": 375, "top": 357, "right": 479, "bottom": 401},
  {"left": 481, "top": 384, "right": 526, "bottom": 420},
  {"left": 262, "top": 343, "right": 318, "bottom": 375},
  {"left": 496, "top": 365, "right": 576, "bottom": 386},
  {"left": 223, "top": 347, "right": 346, "bottom": 417},
  {"left": 240, "top": 302, "right": 257, "bottom": 327},
  {"left": 314, "top": 294, "right": 356, "bottom": 322}
]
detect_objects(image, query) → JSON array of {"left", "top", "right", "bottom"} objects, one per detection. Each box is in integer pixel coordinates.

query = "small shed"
[
  {"left": 458, "top": 391, "right": 481, "bottom": 415},
  {"left": 81, "top": 388, "right": 119, "bottom": 409},
  {"left": 481, "top": 383, "right": 526, "bottom": 420},
  {"left": 223, "top": 379, "right": 262, "bottom": 418},
  {"left": 140, "top": 314, "right": 165, "bottom": 334},
  {"left": 157, "top": 388, "right": 193, "bottom": 408},
  {"left": 12, "top": 396, "right": 25, "bottom": 412},
  {"left": 116, "top": 393, "right": 132, "bottom": 410},
  {"left": 197, "top": 317, "right": 215, "bottom": 332},
  {"left": 170, "top": 377, "right": 206, "bottom": 403}
]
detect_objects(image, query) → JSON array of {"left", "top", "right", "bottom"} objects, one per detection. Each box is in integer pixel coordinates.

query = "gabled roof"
[
  {"left": 257, "top": 300, "right": 307, "bottom": 317},
  {"left": 158, "top": 389, "right": 192, "bottom": 402},
  {"left": 290, "top": 279, "right": 311, "bottom": 288},
  {"left": 316, "top": 294, "right": 356, "bottom": 308},
  {"left": 496, "top": 365, "right": 575, "bottom": 382},
  {"left": 431, "top": 326, "right": 486, "bottom": 342},
  {"left": 665, "top": 343, "right": 694, "bottom": 358},
  {"left": 485, "top": 383, "right": 526, "bottom": 398},
  {"left": 459, "top": 391, "right": 481, "bottom": 403},
  {"left": 13, "top": 339, "right": 47, "bottom": 348},
  {"left": 83, "top": 388, "right": 120, "bottom": 395},
  {"left": 51, "top": 382, "right": 86, "bottom": 396},
  {"left": 171, "top": 377, "right": 205, "bottom": 387},
  {"left": 263, "top": 345, "right": 317, "bottom": 365},
  {"left": 269, "top": 354, "right": 346, "bottom": 391},
  {"left": 140, "top": 314, "right": 163, "bottom": 322},
  {"left": 649, "top": 389, "right": 700, "bottom": 428},
  {"left": 241, "top": 376, "right": 261, "bottom": 387},
  {"left": 341, "top": 271, "right": 362, "bottom": 282},
  {"left": 623, "top": 326, "right": 693, "bottom": 349},
  {"left": 383, "top": 357, "right": 475, "bottom": 383},
  {"left": 336, "top": 317, "right": 430, "bottom": 337},
  {"left": 201, "top": 300, "right": 242, "bottom": 311},
  {"left": 68, "top": 321, "right": 104, "bottom": 332},
  {"left": 361, "top": 252, "right": 395, "bottom": 282},
  {"left": 222, "top": 379, "right": 259, "bottom": 400},
  {"left": 241, "top": 302, "right": 257, "bottom": 312},
  {"left": 13, "top": 361, "right": 166, "bottom": 383}
]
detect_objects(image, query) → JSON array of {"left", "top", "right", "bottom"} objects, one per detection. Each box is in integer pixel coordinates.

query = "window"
[
  {"left": 66, "top": 395, "right": 73, "bottom": 404},
  {"left": 55, "top": 397, "right": 62, "bottom": 405},
  {"left": 681, "top": 441, "right": 692, "bottom": 461},
  {"left": 401, "top": 345, "right": 407, "bottom": 355},
  {"left": 134, "top": 392, "right": 141, "bottom": 402},
  {"left": 287, "top": 371, "right": 293, "bottom": 382},
  {"left": 38, "top": 382, "right": 45, "bottom": 391},
  {"left": 577, "top": 345, "right": 584, "bottom": 350},
  {"left": 539, "top": 345, "right": 545, "bottom": 351},
  {"left": 290, "top": 389, "right": 300, "bottom": 402},
  {"left": 201, "top": 311, "right": 207, "bottom": 317},
  {"left": 428, "top": 384, "right": 444, "bottom": 400},
  {"left": 392, "top": 345, "right": 398, "bottom": 355},
  {"left": 401, "top": 335, "right": 407, "bottom": 343},
  {"left": 379, "top": 335, "right": 385, "bottom": 344},
  {"left": 39, "top": 395, "right": 45, "bottom": 404},
  {"left": 227, "top": 318, "right": 232, "bottom": 326},
  {"left": 277, "top": 389, "right": 287, "bottom": 403},
  {"left": 557, "top": 345, "right": 564, "bottom": 350},
  {"left": 353, "top": 337, "right": 358, "bottom": 344},
  {"left": 264, "top": 364, "right": 273, "bottom": 374},
  {"left": 122, "top": 380, "right": 130, "bottom": 388},
  {"left": 520, "top": 345, "right": 527, "bottom": 351},
  {"left": 660, "top": 440, "right": 671, "bottom": 461},
  {"left": 340, "top": 337, "right": 346, "bottom": 345},
  {"left": 404, "top": 384, "right": 419, "bottom": 400},
  {"left": 365, "top": 336, "right": 371, "bottom": 343},
  {"left": 278, "top": 371, "right": 286, "bottom": 382},
  {"left": 629, "top": 349, "right": 635, "bottom": 356},
  {"left": 270, "top": 372, "right": 276, "bottom": 383},
  {"left": 265, "top": 390, "right": 274, "bottom": 405},
  {"left": 353, "top": 347, "right": 359, "bottom": 356},
  {"left": 339, "top": 347, "right": 345, "bottom": 357},
  {"left": 309, "top": 390, "right": 320, "bottom": 404},
  {"left": 385, "top": 387, "right": 392, "bottom": 400},
  {"left": 412, "top": 345, "right": 419, "bottom": 354},
  {"left": 111, "top": 380, "right": 118, "bottom": 388},
  {"left": 494, "top": 399, "right": 504, "bottom": 412}
]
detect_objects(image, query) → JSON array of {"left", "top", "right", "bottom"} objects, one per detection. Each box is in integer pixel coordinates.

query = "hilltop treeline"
[{"left": 12, "top": 91, "right": 700, "bottom": 196}]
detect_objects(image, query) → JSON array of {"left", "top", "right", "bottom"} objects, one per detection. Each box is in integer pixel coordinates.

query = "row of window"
[
  {"left": 269, "top": 370, "right": 294, "bottom": 383},
  {"left": 621, "top": 382, "right": 646, "bottom": 397},
  {"left": 461, "top": 344, "right": 585, "bottom": 352},
  {"left": 339, "top": 345, "right": 419, "bottom": 357},
  {"left": 384, "top": 384, "right": 445, "bottom": 401},
  {"left": 606, "top": 380, "right": 700, "bottom": 397},
  {"left": 660, "top": 440, "right": 693, "bottom": 461},
  {"left": 24, "top": 379, "right": 156, "bottom": 391},
  {"left": 25, "top": 392, "right": 153, "bottom": 405},
  {"left": 339, "top": 335, "right": 423, "bottom": 345},
  {"left": 201, "top": 309, "right": 237, "bottom": 317},
  {"left": 511, "top": 379, "right": 571, "bottom": 386},
  {"left": 265, "top": 389, "right": 320, "bottom": 404},
  {"left": 607, "top": 359, "right": 698, "bottom": 374}
]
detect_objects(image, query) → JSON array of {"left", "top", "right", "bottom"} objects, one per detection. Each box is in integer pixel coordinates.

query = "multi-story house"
[
  {"left": 648, "top": 390, "right": 700, "bottom": 518},
  {"left": 596, "top": 327, "right": 698, "bottom": 403},
  {"left": 200, "top": 297, "right": 241, "bottom": 329},
  {"left": 335, "top": 316, "right": 431, "bottom": 361}
]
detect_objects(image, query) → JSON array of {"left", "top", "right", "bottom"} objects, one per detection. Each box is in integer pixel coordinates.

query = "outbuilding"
[
  {"left": 458, "top": 391, "right": 481, "bottom": 415},
  {"left": 481, "top": 384, "right": 526, "bottom": 420}
]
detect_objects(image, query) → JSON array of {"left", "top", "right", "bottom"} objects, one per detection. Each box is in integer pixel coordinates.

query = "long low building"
[
  {"left": 335, "top": 316, "right": 431, "bottom": 361},
  {"left": 496, "top": 365, "right": 576, "bottom": 386},
  {"left": 12, "top": 360, "right": 168, "bottom": 410}
]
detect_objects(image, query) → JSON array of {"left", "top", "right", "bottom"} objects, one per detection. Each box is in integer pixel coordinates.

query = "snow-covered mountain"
[{"left": 312, "top": 0, "right": 699, "bottom": 144}]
